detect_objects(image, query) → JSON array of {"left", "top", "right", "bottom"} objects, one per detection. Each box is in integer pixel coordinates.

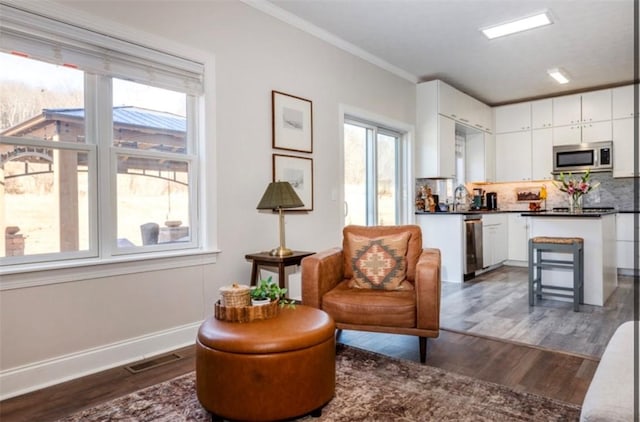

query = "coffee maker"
[{"left": 471, "top": 188, "right": 484, "bottom": 210}]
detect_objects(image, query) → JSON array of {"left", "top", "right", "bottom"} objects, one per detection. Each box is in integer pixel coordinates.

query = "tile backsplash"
[{"left": 416, "top": 173, "right": 638, "bottom": 211}]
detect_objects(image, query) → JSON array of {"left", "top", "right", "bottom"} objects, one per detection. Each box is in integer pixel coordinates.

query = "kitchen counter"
[
  {"left": 415, "top": 209, "right": 527, "bottom": 216},
  {"left": 521, "top": 210, "right": 618, "bottom": 218}
]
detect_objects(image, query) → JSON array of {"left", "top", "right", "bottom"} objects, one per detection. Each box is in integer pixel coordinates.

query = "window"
[
  {"left": 0, "top": 4, "right": 204, "bottom": 268},
  {"left": 343, "top": 118, "right": 405, "bottom": 226}
]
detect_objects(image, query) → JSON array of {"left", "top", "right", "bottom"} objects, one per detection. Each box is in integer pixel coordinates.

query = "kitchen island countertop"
[{"left": 521, "top": 210, "right": 617, "bottom": 218}]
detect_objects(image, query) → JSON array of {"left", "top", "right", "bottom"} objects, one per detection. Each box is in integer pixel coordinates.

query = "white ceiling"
[{"left": 258, "top": 0, "right": 635, "bottom": 105}]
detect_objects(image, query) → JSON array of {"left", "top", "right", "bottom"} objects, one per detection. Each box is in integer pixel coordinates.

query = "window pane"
[
  {"left": 0, "top": 53, "right": 89, "bottom": 260},
  {"left": 1, "top": 145, "right": 90, "bottom": 257},
  {"left": 112, "top": 79, "right": 187, "bottom": 153},
  {"left": 0, "top": 52, "right": 85, "bottom": 142},
  {"left": 344, "top": 123, "right": 366, "bottom": 226},
  {"left": 377, "top": 133, "right": 397, "bottom": 225},
  {"left": 116, "top": 155, "right": 191, "bottom": 248}
]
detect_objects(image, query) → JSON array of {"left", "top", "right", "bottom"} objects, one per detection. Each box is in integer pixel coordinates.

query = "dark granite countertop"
[
  {"left": 415, "top": 209, "right": 529, "bottom": 216},
  {"left": 521, "top": 210, "right": 618, "bottom": 218}
]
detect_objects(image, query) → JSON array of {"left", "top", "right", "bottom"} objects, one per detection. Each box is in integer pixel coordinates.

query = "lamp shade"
[{"left": 256, "top": 181, "right": 304, "bottom": 210}]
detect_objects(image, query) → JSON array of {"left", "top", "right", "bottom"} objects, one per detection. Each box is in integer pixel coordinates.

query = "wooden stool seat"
[
  {"left": 528, "top": 236, "right": 584, "bottom": 312},
  {"left": 531, "top": 236, "right": 584, "bottom": 245}
]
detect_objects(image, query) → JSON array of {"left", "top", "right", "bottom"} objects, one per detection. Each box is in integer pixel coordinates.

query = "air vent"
[{"left": 125, "top": 352, "right": 183, "bottom": 374}]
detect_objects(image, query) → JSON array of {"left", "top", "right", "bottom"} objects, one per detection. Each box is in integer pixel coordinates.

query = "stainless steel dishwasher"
[{"left": 463, "top": 215, "right": 483, "bottom": 280}]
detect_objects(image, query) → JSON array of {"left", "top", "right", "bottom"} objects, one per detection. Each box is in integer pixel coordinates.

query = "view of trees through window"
[
  {"left": 0, "top": 52, "right": 88, "bottom": 257},
  {"left": 1, "top": 51, "right": 191, "bottom": 259}
]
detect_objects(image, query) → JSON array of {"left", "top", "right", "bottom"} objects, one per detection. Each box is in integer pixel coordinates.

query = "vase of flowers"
[{"left": 553, "top": 170, "right": 599, "bottom": 213}]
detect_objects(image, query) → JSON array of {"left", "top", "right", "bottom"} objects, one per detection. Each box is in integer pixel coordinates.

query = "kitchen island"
[{"left": 522, "top": 210, "right": 618, "bottom": 306}]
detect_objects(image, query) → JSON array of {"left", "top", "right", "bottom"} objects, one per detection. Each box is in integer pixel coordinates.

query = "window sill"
[{"left": 0, "top": 249, "right": 220, "bottom": 291}]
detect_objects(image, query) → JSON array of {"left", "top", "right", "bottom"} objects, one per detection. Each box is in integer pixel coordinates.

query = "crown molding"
[{"left": 241, "top": 0, "right": 418, "bottom": 84}]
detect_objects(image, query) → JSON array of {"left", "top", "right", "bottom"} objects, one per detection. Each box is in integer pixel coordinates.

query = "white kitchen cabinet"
[
  {"left": 552, "top": 120, "right": 611, "bottom": 145},
  {"left": 531, "top": 128, "right": 553, "bottom": 180},
  {"left": 482, "top": 213, "right": 508, "bottom": 267},
  {"left": 415, "top": 114, "right": 456, "bottom": 178},
  {"left": 552, "top": 90, "right": 611, "bottom": 125},
  {"left": 553, "top": 94, "right": 582, "bottom": 126},
  {"left": 416, "top": 213, "right": 465, "bottom": 283},
  {"left": 552, "top": 90, "right": 612, "bottom": 145},
  {"left": 613, "top": 118, "right": 637, "bottom": 178},
  {"left": 552, "top": 125, "right": 581, "bottom": 145},
  {"left": 416, "top": 82, "right": 456, "bottom": 178},
  {"left": 417, "top": 80, "right": 493, "bottom": 178},
  {"left": 531, "top": 99, "right": 553, "bottom": 129},
  {"left": 495, "top": 102, "right": 531, "bottom": 133},
  {"left": 465, "top": 131, "right": 495, "bottom": 183},
  {"left": 438, "top": 80, "right": 492, "bottom": 132},
  {"left": 582, "top": 89, "right": 612, "bottom": 122},
  {"left": 612, "top": 85, "right": 638, "bottom": 119},
  {"left": 507, "top": 213, "right": 529, "bottom": 264},
  {"left": 495, "top": 131, "right": 532, "bottom": 182},
  {"left": 616, "top": 213, "right": 639, "bottom": 271}
]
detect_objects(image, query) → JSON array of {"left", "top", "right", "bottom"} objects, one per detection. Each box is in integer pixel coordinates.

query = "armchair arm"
[
  {"left": 415, "top": 248, "right": 441, "bottom": 331},
  {"left": 301, "top": 248, "right": 344, "bottom": 309}
]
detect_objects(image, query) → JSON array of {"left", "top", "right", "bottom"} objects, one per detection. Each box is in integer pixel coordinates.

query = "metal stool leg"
[
  {"left": 528, "top": 239, "right": 535, "bottom": 306},
  {"left": 535, "top": 248, "right": 543, "bottom": 299},
  {"left": 572, "top": 243, "right": 580, "bottom": 312}
]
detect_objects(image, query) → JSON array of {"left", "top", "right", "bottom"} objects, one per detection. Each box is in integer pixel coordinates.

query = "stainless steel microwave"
[{"left": 552, "top": 141, "right": 613, "bottom": 173}]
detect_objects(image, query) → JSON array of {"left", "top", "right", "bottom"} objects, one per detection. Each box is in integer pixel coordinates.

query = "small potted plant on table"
[{"left": 250, "top": 276, "right": 296, "bottom": 308}]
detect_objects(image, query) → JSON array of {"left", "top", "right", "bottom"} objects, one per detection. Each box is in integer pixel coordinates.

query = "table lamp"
[{"left": 256, "top": 181, "right": 304, "bottom": 256}]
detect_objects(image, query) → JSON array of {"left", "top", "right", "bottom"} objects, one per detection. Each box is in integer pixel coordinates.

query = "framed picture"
[
  {"left": 272, "top": 90, "right": 313, "bottom": 153},
  {"left": 273, "top": 154, "right": 314, "bottom": 211}
]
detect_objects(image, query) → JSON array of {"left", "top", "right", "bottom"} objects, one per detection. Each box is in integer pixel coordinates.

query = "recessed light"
[
  {"left": 547, "top": 68, "right": 569, "bottom": 84},
  {"left": 481, "top": 12, "right": 553, "bottom": 39}
]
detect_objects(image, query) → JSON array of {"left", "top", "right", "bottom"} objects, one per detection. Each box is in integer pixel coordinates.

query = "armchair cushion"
[
  {"left": 323, "top": 281, "right": 416, "bottom": 327},
  {"left": 346, "top": 232, "right": 413, "bottom": 291}
]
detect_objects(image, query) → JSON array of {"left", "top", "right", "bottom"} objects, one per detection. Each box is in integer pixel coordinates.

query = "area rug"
[{"left": 57, "top": 344, "right": 580, "bottom": 421}]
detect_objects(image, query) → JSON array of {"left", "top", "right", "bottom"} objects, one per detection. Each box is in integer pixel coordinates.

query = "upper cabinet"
[
  {"left": 437, "top": 81, "right": 492, "bottom": 133},
  {"left": 552, "top": 89, "right": 612, "bottom": 145},
  {"left": 416, "top": 81, "right": 456, "bottom": 178},
  {"left": 612, "top": 85, "right": 638, "bottom": 119},
  {"left": 552, "top": 94, "right": 582, "bottom": 126},
  {"left": 531, "top": 99, "right": 553, "bottom": 129},
  {"left": 494, "top": 103, "right": 531, "bottom": 133},
  {"left": 416, "top": 80, "right": 492, "bottom": 178},
  {"left": 581, "top": 89, "right": 612, "bottom": 122}
]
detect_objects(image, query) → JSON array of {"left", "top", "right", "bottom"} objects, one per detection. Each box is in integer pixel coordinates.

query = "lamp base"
[{"left": 269, "top": 246, "right": 294, "bottom": 257}]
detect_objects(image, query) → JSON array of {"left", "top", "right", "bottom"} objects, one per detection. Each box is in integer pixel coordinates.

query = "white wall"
[{"left": 0, "top": 0, "right": 416, "bottom": 398}]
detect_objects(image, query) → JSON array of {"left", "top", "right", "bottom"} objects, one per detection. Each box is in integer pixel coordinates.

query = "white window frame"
[
  {"left": 0, "top": 2, "right": 217, "bottom": 283},
  {"left": 339, "top": 105, "right": 414, "bottom": 227}
]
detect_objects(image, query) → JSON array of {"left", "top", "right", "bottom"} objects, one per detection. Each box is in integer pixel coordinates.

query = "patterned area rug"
[{"left": 57, "top": 344, "right": 580, "bottom": 421}]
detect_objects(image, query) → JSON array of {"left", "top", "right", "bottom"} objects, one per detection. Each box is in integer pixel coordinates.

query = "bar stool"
[{"left": 528, "top": 236, "right": 584, "bottom": 312}]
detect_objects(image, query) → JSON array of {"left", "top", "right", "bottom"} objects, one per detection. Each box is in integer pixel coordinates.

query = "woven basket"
[
  {"left": 214, "top": 299, "right": 279, "bottom": 323},
  {"left": 219, "top": 283, "right": 251, "bottom": 307}
]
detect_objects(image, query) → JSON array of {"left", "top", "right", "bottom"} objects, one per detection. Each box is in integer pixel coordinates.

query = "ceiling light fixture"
[
  {"left": 547, "top": 68, "right": 569, "bottom": 84},
  {"left": 481, "top": 12, "right": 552, "bottom": 39}
]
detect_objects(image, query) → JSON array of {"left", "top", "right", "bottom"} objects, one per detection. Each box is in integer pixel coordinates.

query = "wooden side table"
[{"left": 245, "top": 251, "right": 315, "bottom": 288}]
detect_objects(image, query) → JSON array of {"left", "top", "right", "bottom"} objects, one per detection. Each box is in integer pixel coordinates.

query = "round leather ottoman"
[{"left": 196, "top": 305, "right": 336, "bottom": 421}]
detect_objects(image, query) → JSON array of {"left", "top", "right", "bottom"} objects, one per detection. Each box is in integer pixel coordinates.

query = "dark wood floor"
[{"left": 0, "top": 328, "right": 598, "bottom": 422}]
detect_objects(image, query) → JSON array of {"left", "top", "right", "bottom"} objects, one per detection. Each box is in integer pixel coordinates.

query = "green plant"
[{"left": 250, "top": 276, "right": 296, "bottom": 308}]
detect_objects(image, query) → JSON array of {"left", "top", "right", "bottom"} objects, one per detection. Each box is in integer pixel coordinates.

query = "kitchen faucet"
[{"left": 453, "top": 184, "right": 470, "bottom": 211}]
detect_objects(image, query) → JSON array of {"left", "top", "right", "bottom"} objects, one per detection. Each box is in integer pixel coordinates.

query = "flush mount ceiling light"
[
  {"left": 547, "top": 68, "right": 570, "bottom": 84},
  {"left": 481, "top": 11, "right": 553, "bottom": 39}
]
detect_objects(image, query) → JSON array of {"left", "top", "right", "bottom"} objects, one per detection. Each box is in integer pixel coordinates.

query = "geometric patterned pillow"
[{"left": 346, "top": 232, "right": 414, "bottom": 291}]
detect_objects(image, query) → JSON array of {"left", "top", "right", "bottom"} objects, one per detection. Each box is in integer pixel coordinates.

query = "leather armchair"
[{"left": 301, "top": 225, "right": 441, "bottom": 363}]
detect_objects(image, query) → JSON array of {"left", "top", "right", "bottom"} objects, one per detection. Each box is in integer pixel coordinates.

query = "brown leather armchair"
[{"left": 301, "top": 225, "right": 441, "bottom": 363}]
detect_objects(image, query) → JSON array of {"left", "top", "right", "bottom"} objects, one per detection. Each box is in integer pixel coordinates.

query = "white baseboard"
[
  {"left": 505, "top": 260, "right": 527, "bottom": 267},
  {"left": 0, "top": 321, "right": 202, "bottom": 401}
]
